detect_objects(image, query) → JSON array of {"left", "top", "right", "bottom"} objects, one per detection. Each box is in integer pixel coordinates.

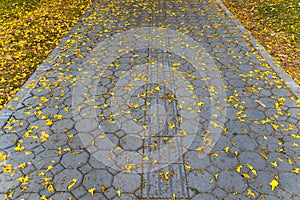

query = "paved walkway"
[{"left": 1, "top": 0, "right": 300, "bottom": 199}]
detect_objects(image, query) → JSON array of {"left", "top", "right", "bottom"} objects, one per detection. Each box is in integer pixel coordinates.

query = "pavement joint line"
[{"left": 215, "top": 0, "right": 300, "bottom": 99}]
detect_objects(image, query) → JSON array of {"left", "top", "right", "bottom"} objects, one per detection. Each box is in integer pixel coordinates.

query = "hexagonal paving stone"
[
  {"left": 184, "top": 151, "right": 211, "bottom": 169},
  {"left": 218, "top": 170, "right": 247, "bottom": 193},
  {"left": 192, "top": 193, "right": 216, "bottom": 200},
  {"left": 61, "top": 151, "right": 89, "bottom": 168},
  {"left": 211, "top": 151, "right": 239, "bottom": 169},
  {"left": 238, "top": 151, "right": 267, "bottom": 170},
  {"left": 113, "top": 172, "right": 141, "bottom": 193},
  {"left": 75, "top": 119, "right": 98, "bottom": 133},
  {"left": 94, "top": 133, "right": 119, "bottom": 150},
  {"left": 83, "top": 169, "right": 113, "bottom": 189},
  {"left": 0, "top": 172, "right": 20, "bottom": 193},
  {"left": 224, "top": 194, "right": 251, "bottom": 200},
  {"left": 51, "top": 119, "right": 75, "bottom": 133},
  {"left": 6, "top": 150, "right": 34, "bottom": 166},
  {"left": 42, "top": 133, "right": 68, "bottom": 150},
  {"left": 112, "top": 193, "right": 137, "bottom": 199},
  {"left": 279, "top": 172, "right": 300, "bottom": 194},
  {"left": 187, "top": 170, "right": 216, "bottom": 193},
  {"left": 119, "top": 135, "right": 143, "bottom": 151},
  {"left": 24, "top": 170, "right": 51, "bottom": 192},
  {"left": 14, "top": 193, "right": 40, "bottom": 200},
  {"left": 54, "top": 169, "right": 83, "bottom": 191},
  {"left": 231, "top": 134, "right": 258, "bottom": 150},
  {"left": 51, "top": 192, "right": 75, "bottom": 200},
  {"left": 0, "top": 134, "right": 18, "bottom": 150},
  {"left": 99, "top": 120, "right": 120, "bottom": 133},
  {"left": 33, "top": 150, "right": 61, "bottom": 170},
  {"left": 81, "top": 193, "right": 108, "bottom": 200}
]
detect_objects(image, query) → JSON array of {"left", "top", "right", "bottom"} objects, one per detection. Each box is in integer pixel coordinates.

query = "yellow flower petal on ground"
[
  {"left": 269, "top": 179, "right": 279, "bottom": 191},
  {"left": 88, "top": 188, "right": 96, "bottom": 196},
  {"left": 68, "top": 178, "right": 77, "bottom": 190},
  {"left": 116, "top": 189, "right": 121, "bottom": 197}
]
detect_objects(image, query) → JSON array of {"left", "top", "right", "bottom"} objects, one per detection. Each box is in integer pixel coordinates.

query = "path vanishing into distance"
[{"left": 0, "top": 0, "right": 300, "bottom": 199}]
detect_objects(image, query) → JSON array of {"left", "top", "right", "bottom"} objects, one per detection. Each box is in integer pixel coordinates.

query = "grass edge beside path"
[
  {"left": 222, "top": 0, "right": 300, "bottom": 86},
  {"left": 0, "top": 0, "right": 92, "bottom": 110}
]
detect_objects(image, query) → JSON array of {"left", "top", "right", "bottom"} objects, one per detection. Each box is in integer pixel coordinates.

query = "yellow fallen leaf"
[
  {"left": 214, "top": 173, "right": 219, "bottom": 180},
  {"left": 224, "top": 146, "right": 230, "bottom": 152},
  {"left": 168, "top": 123, "right": 175, "bottom": 129},
  {"left": 270, "top": 162, "right": 277, "bottom": 167},
  {"left": 101, "top": 186, "right": 106, "bottom": 193},
  {"left": 291, "top": 134, "right": 300, "bottom": 139},
  {"left": 260, "top": 153, "right": 268, "bottom": 160},
  {"left": 242, "top": 172, "right": 250, "bottom": 179},
  {"left": 88, "top": 188, "right": 96, "bottom": 196},
  {"left": 248, "top": 189, "right": 256, "bottom": 198},
  {"left": 47, "top": 184, "right": 54, "bottom": 192},
  {"left": 6, "top": 191, "right": 14, "bottom": 199},
  {"left": 41, "top": 195, "right": 48, "bottom": 200},
  {"left": 269, "top": 179, "right": 278, "bottom": 191},
  {"left": 14, "top": 144, "right": 25, "bottom": 152},
  {"left": 236, "top": 165, "right": 243, "bottom": 173},
  {"left": 290, "top": 168, "right": 299, "bottom": 174},
  {"left": 17, "top": 175, "right": 29, "bottom": 185},
  {"left": 184, "top": 164, "right": 191, "bottom": 169},
  {"left": 68, "top": 178, "right": 77, "bottom": 190},
  {"left": 172, "top": 194, "right": 176, "bottom": 200},
  {"left": 116, "top": 189, "right": 121, "bottom": 197},
  {"left": 18, "top": 162, "right": 27, "bottom": 169},
  {"left": 45, "top": 165, "right": 53, "bottom": 172}
]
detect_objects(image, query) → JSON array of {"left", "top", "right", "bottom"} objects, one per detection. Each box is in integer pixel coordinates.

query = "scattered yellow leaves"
[{"left": 14, "top": 144, "right": 25, "bottom": 152}]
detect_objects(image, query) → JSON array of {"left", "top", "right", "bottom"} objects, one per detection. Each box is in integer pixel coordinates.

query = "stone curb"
[{"left": 215, "top": 0, "right": 300, "bottom": 99}]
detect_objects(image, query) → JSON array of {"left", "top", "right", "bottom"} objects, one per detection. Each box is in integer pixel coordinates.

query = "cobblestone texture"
[{"left": 0, "top": 0, "right": 299, "bottom": 199}]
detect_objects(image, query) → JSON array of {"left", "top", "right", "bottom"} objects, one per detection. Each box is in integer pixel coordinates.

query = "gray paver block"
[
  {"left": 51, "top": 192, "right": 75, "bottom": 200},
  {"left": 187, "top": 170, "right": 216, "bottom": 193},
  {"left": 231, "top": 134, "right": 258, "bottom": 150},
  {"left": 0, "top": 134, "right": 18, "bottom": 150},
  {"left": 81, "top": 193, "right": 108, "bottom": 200},
  {"left": 113, "top": 172, "right": 141, "bottom": 193},
  {"left": 75, "top": 119, "right": 98, "bottom": 133},
  {"left": 61, "top": 151, "right": 89, "bottom": 168},
  {"left": 279, "top": 172, "right": 300, "bottom": 194},
  {"left": 54, "top": 169, "right": 83, "bottom": 191},
  {"left": 83, "top": 169, "right": 113, "bottom": 189},
  {"left": 218, "top": 170, "right": 247, "bottom": 193},
  {"left": 33, "top": 150, "right": 61, "bottom": 170},
  {"left": 42, "top": 133, "right": 68, "bottom": 150},
  {"left": 249, "top": 171, "right": 274, "bottom": 193},
  {"left": 119, "top": 135, "right": 143, "bottom": 151},
  {"left": 238, "top": 151, "right": 267, "bottom": 170},
  {"left": 192, "top": 193, "right": 216, "bottom": 200},
  {"left": 184, "top": 151, "right": 211, "bottom": 169},
  {"left": 0, "top": 172, "right": 20, "bottom": 193},
  {"left": 0, "top": 0, "right": 299, "bottom": 199},
  {"left": 51, "top": 119, "right": 74, "bottom": 133},
  {"left": 211, "top": 151, "right": 239, "bottom": 169}
]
